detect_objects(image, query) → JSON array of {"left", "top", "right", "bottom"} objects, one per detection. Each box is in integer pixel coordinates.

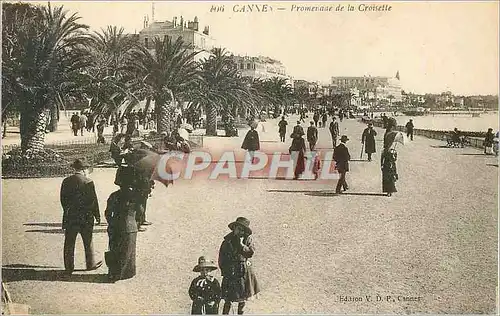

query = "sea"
[{"left": 391, "top": 112, "right": 499, "bottom": 132}]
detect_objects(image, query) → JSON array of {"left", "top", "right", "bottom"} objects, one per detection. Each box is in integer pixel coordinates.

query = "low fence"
[
  {"left": 364, "top": 118, "right": 486, "bottom": 149},
  {"left": 2, "top": 132, "right": 205, "bottom": 179}
]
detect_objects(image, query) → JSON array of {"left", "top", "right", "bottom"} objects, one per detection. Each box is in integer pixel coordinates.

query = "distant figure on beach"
[
  {"left": 60, "top": 158, "right": 102, "bottom": 276},
  {"left": 307, "top": 121, "right": 318, "bottom": 151},
  {"left": 218, "top": 217, "right": 260, "bottom": 315},
  {"left": 278, "top": 116, "right": 288, "bottom": 142},
  {"left": 362, "top": 122, "right": 377, "bottom": 161},
  {"left": 382, "top": 118, "right": 399, "bottom": 197},
  {"left": 329, "top": 117, "right": 339, "bottom": 148},
  {"left": 405, "top": 119, "right": 414, "bottom": 141},
  {"left": 189, "top": 256, "right": 221, "bottom": 315},
  {"left": 333, "top": 135, "right": 350, "bottom": 194},
  {"left": 241, "top": 121, "right": 260, "bottom": 163},
  {"left": 484, "top": 128, "right": 494, "bottom": 155}
]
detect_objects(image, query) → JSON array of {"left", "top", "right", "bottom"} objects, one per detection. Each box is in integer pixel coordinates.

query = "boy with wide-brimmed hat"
[
  {"left": 189, "top": 256, "right": 221, "bottom": 314},
  {"left": 218, "top": 217, "right": 260, "bottom": 314}
]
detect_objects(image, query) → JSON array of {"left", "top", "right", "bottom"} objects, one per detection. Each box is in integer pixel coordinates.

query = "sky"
[{"left": 24, "top": 1, "right": 500, "bottom": 96}]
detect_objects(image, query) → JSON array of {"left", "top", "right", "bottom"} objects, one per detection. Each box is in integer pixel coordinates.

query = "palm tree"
[
  {"left": 263, "top": 77, "right": 294, "bottom": 116},
  {"left": 2, "top": 2, "right": 90, "bottom": 154},
  {"left": 83, "top": 26, "right": 140, "bottom": 119},
  {"left": 193, "top": 48, "right": 255, "bottom": 136},
  {"left": 127, "top": 36, "right": 201, "bottom": 134}
]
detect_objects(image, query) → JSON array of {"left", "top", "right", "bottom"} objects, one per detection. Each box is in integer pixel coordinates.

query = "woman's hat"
[
  {"left": 193, "top": 256, "right": 218, "bottom": 272},
  {"left": 340, "top": 135, "right": 349, "bottom": 142},
  {"left": 228, "top": 217, "right": 252, "bottom": 235},
  {"left": 70, "top": 158, "right": 91, "bottom": 170}
]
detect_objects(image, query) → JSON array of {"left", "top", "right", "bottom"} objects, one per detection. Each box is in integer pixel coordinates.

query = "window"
[
  {"left": 240, "top": 63, "right": 244, "bottom": 69},
  {"left": 247, "top": 63, "right": 252, "bottom": 69}
]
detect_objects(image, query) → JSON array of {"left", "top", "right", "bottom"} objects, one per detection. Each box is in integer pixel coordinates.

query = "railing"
[{"left": 364, "top": 118, "right": 487, "bottom": 149}]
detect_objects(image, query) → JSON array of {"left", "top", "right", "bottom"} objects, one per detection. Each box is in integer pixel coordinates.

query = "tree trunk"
[
  {"left": 205, "top": 103, "right": 217, "bottom": 136},
  {"left": 144, "top": 97, "right": 152, "bottom": 114},
  {"left": 20, "top": 108, "right": 49, "bottom": 154},
  {"left": 156, "top": 95, "right": 176, "bottom": 134},
  {"left": 232, "top": 104, "right": 239, "bottom": 124},
  {"left": 48, "top": 106, "right": 59, "bottom": 132}
]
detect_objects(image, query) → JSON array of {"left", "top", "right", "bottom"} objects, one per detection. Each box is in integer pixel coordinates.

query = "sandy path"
[{"left": 2, "top": 116, "right": 497, "bottom": 314}]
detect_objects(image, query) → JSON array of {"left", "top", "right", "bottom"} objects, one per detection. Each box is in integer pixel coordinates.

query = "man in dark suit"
[
  {"left": 60, "top": 158, "right": 102, "bottom": 275},
  {"left": 293, "top": 121, "right": 305, "bottom": 137},
  {"left": 333, "top": 135, "right": 351, "bottom": 194},
  {"left": 329, "top": 117, "right": 340, "bottom": 148},
  {"left": 307, "top": 121, "right": 318, "bottom": 151}
]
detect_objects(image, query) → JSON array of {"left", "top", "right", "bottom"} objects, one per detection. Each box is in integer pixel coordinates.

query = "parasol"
[
  {"left": 393, "top": 131, "right": 406, "bottom": 146},
  {"left": 123, "top": 149, "right": 174, "bottom": 188},
  {"left": 384, "top": 131, "right": 406, "bottom": 149}
]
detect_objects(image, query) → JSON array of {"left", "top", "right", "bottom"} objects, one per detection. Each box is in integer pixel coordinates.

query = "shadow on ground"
[
  {"left": 24, "top": 223, "right": 62, "bottom": 227},
  {"left": 268, "top": 189, "right": 327, "bottom": 193},
  {"left": 268, "top": 189, "right": 389, "bottom": 197},
  {"left": 486, "top": 163, "right": 499, "bottom": 167},
  {"left": 25, "top": 228, "right": 108, "bottom": 234},
  {"left": 459, "top": 153, "right": 491, "bottom": 156},
  {"left": 2, "top": 267, "right": 109, "bottom": 283}
]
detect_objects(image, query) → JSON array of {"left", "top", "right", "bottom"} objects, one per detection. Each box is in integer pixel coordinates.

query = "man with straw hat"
[
  {"left": 219, "top": 217, "right": 260, "bottom": 314},
  {"left": 189, "top": 256, "right": 221, "bottom": 314},
  {"left": 60, "top": 158, "right": 102, "bottom": 276}
]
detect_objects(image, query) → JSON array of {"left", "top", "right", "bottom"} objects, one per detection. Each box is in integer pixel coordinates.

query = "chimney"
[
  {"left": 203, "top": 26, "right": 209, "bottom": 35},
  {"left": 173, "top": 16, "right": 177, "bottom": 27},
  {"left": 180, "top": 16, "right": 184, "bottom": 30}
]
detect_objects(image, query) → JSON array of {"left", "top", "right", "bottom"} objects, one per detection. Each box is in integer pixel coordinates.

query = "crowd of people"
[
  {"left": 60, "top": 154, "right": 260, "bottom": 314},
  {"left": 58, "top": 106, "right": 497, "bottom": 314},
  {"left": 241, "top": 108, "right": 402, "bottom": 197}
]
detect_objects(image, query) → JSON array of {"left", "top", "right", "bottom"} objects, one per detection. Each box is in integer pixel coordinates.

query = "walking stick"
[{"left": 360, "top": 143, "right": 364, "bottom": 159}]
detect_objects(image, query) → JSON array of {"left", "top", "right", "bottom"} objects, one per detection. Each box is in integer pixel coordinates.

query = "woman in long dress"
[
  {"left": 381, "top": 118, "right": 399, "bottom": 197},
  {"left": 105, "top": 167, "right": 140, "bottom": 282},
  {"left": 289, "top": 131, "right": 306, "bottom": 180},
  {"left": 219, "top": 217, "right": 260, "bottom": 315}
]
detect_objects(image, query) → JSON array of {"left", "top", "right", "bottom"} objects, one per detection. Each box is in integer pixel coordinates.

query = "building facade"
[
  {"left": 330, "top": 73, "right": 402, "bottom": 103},
  {"left": 232, "top": 55, "right": 293, "bottom": 87},
  {"left": 138, "top": 16, "right": 215, "bottom": 62}
]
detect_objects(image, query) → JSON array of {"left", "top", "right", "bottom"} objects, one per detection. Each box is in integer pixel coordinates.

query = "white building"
[
  {"left": 233, "top": 55, "right": 294, "bottom": 88},
  {"left": 138, "top": 16, "right": 215, "bottom": 62}
]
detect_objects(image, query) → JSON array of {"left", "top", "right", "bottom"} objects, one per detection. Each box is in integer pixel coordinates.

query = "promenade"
[{"left": 2, "top": 116, "right": 498, "bottom": 314}]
